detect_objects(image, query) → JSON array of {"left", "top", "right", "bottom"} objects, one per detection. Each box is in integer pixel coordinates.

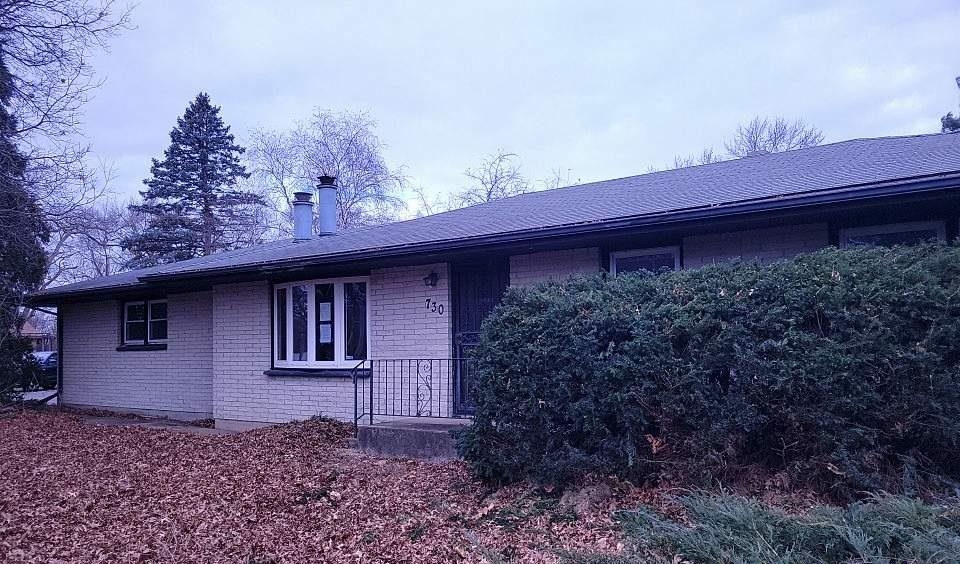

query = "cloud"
[
  {"left": 882, "top": 96, "right": 924, "bottom": 115},
  {"left": 82, "top": 0, "right": 960, "bottom": 202}
]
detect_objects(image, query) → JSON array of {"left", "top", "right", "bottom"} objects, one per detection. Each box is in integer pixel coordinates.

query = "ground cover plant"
[
  {"left": 569, "top": 493, "right": 960, "bottom": 564},
  {"left": 460, "top": 244, "right": 960, "bottom": 499}
]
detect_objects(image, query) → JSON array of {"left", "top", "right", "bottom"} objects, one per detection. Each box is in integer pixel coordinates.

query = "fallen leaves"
[{"left": 0, "top": 411, "right": 651, "bottom": 563}]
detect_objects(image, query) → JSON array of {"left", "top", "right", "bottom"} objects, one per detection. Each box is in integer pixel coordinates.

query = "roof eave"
[
  {"left": 140, "top": 172, "right": 960, "bottom": 282},
  {"left": 31, "top": 172, "right": 960, "bottom": 304}
]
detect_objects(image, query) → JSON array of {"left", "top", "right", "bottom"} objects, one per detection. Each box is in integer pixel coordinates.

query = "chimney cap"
[
  {"left": 317, "top": 175, "right": 338, "bottom": 188},
  {"left": 292, "top": 191, "right": 313, "bottom": 202}
]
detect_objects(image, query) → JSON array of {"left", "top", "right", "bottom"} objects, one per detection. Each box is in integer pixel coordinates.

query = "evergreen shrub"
[
  {"left": 458, "top": 245, "right": 960, "bottom": 497},
  {"left": 569, "top": 493, "right": 960, "bottom": 564}
]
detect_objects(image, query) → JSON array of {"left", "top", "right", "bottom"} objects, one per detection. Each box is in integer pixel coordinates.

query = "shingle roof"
[{"left": 33, "top": 133, "right": 960, "bottom": 299}]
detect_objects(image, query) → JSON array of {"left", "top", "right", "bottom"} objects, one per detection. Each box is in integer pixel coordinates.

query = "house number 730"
[{"left": 425, "top": 299, "right": 444, "bottom": 316}]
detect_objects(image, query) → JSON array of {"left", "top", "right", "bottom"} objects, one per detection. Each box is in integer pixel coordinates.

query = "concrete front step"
[{"left": 356, "top": 418, "right": 470, "bottom": 461}]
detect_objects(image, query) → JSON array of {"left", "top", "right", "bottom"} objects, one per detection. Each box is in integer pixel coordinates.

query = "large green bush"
[{"left": 458, "top": 245, "right": 960, "bottom": 497}]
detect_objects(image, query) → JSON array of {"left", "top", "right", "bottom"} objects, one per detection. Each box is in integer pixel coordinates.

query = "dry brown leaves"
[{"left": 0, "top": 411, "right": 659, "bottom": 564}]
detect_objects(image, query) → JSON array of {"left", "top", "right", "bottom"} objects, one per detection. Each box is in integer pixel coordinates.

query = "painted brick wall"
[
  {"left": 60, "top": 224, "right": 833, "bottom": 428},
  {"left": 683, "top": 223, "right": 829, "bottom": 268},
  {"left": 369, "top": 263, "right": 454, "bottom": 419},
  {"left": 212, "top": 263, "right": 453, "bottom": 428},
  {"left": 509, "top": 247, "right": 601, "bottom": 286},
  {"left": 369, "top": 263, "right": 451, "bottom": 359},
  {"left": 61, "top": 291, "right": 213, "bottom": 418}
]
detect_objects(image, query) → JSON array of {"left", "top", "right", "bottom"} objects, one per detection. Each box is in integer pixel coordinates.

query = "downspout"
[{"left": 56, "top": 307, "right": 63, "bottom": 402}]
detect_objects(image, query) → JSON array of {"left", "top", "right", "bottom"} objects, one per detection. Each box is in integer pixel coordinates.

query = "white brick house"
[{"left": 31, "top": 134, "right": 960, "bottom": 430}]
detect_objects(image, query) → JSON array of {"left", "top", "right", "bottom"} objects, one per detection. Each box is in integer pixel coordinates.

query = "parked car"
[{"left": 29, "top": 351, "right": 57, "bottom": 390}]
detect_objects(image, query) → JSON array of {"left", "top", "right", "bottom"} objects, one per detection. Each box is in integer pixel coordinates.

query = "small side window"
[
  {"left": 123, "top": 299, "right": 168, "bottom": 345},
  {"left": 839, "top": 221, "right": 945, "bottom": 248},
  {"left": 610, "top": 246, "right": 681, "bottom": 276}
]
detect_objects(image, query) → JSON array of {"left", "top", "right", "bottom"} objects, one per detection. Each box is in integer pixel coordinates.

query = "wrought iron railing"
[{"left": 352, "top": 358, "right": 476, "bottom": 427}]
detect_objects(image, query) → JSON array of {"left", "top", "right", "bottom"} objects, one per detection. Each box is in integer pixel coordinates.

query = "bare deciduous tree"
[
  {"left": 539, "top": 166, "right": 578, "bottom": 191},
  {"left": 38, "top": 163, "right": 111, "bottom": 287},
  {"left": 247, "top": 110, "right": 406, "bottom": 238},
  {"left": 297, "top": 111, "right": 406, "bottom": 228},
  {"left": 661, "top": 116, "right": 824, "bottom": 171},
  {"left": 41, "top": 195, "right": 143, "bottom": 287},
  {"left": 672, "top": 147, "right": 723, "bottom": 169},
  {"left": 456, "top": 150, "right": 529, "bottom": 207},
  {"left": 0, "top": 0, "right": 132, "bottom": 286},
  {"left": 246, "top": 128, "right": 299, "bottom": 236},
  {"left": 725, "top": 116, "right": 824, "bottom": 157},
  {"left": 410, "top": 185, "right": 454, "bottom": 218},
  {"left": 412, "top": 156, "right": 575, "bottom": 217},
  {"left": 0, "top": 0, "right": 130, "bottom": 141}
]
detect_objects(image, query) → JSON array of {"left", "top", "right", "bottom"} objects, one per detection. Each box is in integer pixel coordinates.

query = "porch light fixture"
[{"left": 423, "top": 271, "right": 439, "bottom": 287}]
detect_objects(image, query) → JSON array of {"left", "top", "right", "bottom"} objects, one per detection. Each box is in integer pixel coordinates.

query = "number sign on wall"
[{"left": 425, "top": 298, "right": 445, "bottom": 316}]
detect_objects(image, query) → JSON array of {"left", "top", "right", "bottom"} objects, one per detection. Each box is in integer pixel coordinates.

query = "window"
[
  {"left": 315, "top": 284, "right": 334, "bottom": 361},
  {"left": 273, "top": 277, "right": 369, "bottom": 368},
  {"left": 124, "top": 299, "right": 168, "bottom": 345},
  {"left": 344, "top": 282, "right": 367, "bottom": 361},
  {"left": 840, "top": 221, "right": 945, "bottom": 248},
  {"left": 610, "top": 246, "right": 680, "bottom": 275}
]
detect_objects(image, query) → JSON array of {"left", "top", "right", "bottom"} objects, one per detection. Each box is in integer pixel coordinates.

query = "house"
[
  {"left": 20, "top": 318, "right": 56, "bottom": 352},
  {"left": 29, "top": 133, "right": 960, "bottom": 430}
]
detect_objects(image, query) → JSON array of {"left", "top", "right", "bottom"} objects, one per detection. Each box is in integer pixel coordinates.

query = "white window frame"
[
  {"left": 123, "top": 299, "right": 168, "bottom": 345},
  {"left": 839, "top": 221, "right": 946, "bottom": 248},
  {"left": 273, "top": 276, "right": 370, "bottom": 369},
  {"left": 609, "top": 246, "right": 681, "bottom": 276}
]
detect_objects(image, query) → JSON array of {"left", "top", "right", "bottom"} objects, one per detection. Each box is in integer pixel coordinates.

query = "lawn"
[{"left": 0, "top": 411, "right": 644, "bottom": 564}]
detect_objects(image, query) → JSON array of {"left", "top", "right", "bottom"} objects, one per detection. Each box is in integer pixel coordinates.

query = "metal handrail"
[
  {"left": 352, "top": 358, "right": 474, "bottom": 433},
  {"left": 352, "top": 360, "right": 372, "bottom": 429}
]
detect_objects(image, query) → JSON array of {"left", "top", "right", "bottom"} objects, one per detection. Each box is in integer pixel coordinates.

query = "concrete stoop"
[{"left": 355, "top": 419, "right": 470, "bottom": 461}]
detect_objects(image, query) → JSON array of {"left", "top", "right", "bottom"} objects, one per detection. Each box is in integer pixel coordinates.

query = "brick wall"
[
  {"left": 61, "top": 292, "right": 213, "bottom": 418},
  {"left": 212, "top": 263, "right": 453, "bottom": 428},
  {"left": 59, "top": 224, "right": 833, "bottom": 428},
  {"left": 683, "top": 223, "right": 829, "bottom": 268},
  {"left": 369, "top": 263, "right": 451, "bottom": 359},
  {"left": 371, "top": 263, "right": 454, "bottom": 418},
  {"left": 509, "top": 247, "right": 601, "bottom": 286}
]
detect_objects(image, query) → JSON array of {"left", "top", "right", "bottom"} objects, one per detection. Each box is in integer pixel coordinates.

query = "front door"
[{"left": 451, "top": 258, "right": 510, "bottom": 415}]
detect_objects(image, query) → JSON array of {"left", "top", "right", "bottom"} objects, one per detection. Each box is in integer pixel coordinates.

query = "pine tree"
[
  {"left": 123, "top": 93, "right": 261, "bottom": 267},
  {"left": 942, "top": 113, "right": 960, "bottom": 133},
  {"left": 0, "top": 50, "right": 48, "bottom": 400},
  {"left": 941, "top": 76, "right": 960, "bottom": 133}
]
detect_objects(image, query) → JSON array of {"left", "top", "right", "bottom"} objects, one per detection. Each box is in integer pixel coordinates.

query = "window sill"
[
  {"left": 116, "top": 343, "right": 168, "bottom": 352},
  {"left": 264, "top": 368, "right": 370, "bottom": 379}
]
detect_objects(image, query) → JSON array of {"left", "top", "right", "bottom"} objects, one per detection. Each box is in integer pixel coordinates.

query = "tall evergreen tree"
[
  {"left": 0, "top": 49, "right": 48, "bottom": 400},
  {"left": 941, "top": 77, "right": 960, "bottom": 133},
  {"left": 123, "top": 93, "right": 261, "bottom": 267},
  {"left": 942, "top": 113, "right": 960, "bottom": 133}
]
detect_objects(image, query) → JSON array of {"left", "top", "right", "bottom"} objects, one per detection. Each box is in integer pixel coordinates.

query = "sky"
[{"left": 83, "top": 0, "right": 960, "bottom": 208}]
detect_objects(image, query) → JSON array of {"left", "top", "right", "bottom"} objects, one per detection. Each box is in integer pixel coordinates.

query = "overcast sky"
[{"left": 84, "top": 0, "right": 960, "bottom": 207}]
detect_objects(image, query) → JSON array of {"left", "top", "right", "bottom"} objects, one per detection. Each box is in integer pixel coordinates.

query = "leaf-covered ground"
[{"left": 0, "top": 411, "right": 653, "bottom": 563}]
